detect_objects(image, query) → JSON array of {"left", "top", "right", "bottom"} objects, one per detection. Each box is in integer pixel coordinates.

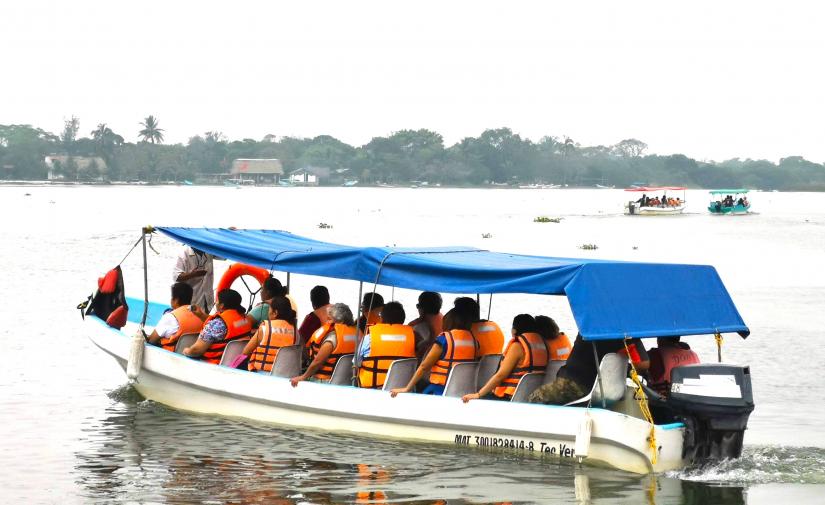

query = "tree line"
[{"left": 1, "top": 117, "right": 823, "bottom": 190}]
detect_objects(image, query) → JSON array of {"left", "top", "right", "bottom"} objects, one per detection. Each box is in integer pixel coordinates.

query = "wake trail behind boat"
[{"left": 668, "top": 445, "right": 825, "bottom": 484}]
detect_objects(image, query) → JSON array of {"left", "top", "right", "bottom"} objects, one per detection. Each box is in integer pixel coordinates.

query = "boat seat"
[
  {"left": 476, "top": 354, "right": 502, "bottom": 390},
  {"left": 218, "top": 338, "right": 250, "bottom": 367},
  {"left": 174, "top": 334, "right": 199, "bottom": 354},
  {"left": 442, "top": 362, "right": 479, "bottom": 397},
  {"left": 381, "top": 358, "right": 417, "bottom": 391},
  {"left": 270, "top": 345, "right": 302, "bottom": 378},
  {"left": 544, "top": 360, "right": 566, "bottom": 384},
  {"left": 565, "top": 353, "right": 627, "bottom": 407},
  {"left": 328, "top": 354, "right": 355, "bottom": 385},
  {"left": 510, "top": 372, "right": 545, "bottom": 403}
]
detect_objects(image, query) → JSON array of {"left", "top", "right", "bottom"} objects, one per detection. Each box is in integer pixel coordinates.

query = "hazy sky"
[{"left": 2, "top": 1, "right": 824, "bottom": 162}]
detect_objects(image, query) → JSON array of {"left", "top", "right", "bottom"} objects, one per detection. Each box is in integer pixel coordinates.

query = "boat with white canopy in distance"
[
  {"left": 83, "top": 227, "right": 754, "bottom": 475},
  {"left": 624, "top": 186, "right": 687, "bottom": 215},
  {"left": 708, "top": 189, "right": 752, "bottom": 215}
]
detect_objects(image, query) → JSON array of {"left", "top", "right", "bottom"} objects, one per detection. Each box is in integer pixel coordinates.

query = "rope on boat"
[
  {"left": 715, "top": 332, "right": 724, "bottom": 362},
  {"left": 623, "top": 337, "right": 658, "bottom": 465}
]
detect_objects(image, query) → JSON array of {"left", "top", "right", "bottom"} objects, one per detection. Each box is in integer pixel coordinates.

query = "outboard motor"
[
  {"left": 627, "top": 201, "right": 636, "bottom": 215},
  {"left": 665, "top": 364, "right": 754, "bottom": 462}
]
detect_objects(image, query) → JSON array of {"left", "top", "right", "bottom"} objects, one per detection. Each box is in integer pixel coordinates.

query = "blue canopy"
[{"left": 156, "top": 227, "right": 750, "bottom": 341}]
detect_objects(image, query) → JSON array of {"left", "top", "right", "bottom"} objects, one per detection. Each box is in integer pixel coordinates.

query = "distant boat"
[
  {"left": 595, "top": 184, "right": 615, "bottom": 189},
  {"left": 342, "top": 180, "right": 359, "bottom": 187},
  {"left": 183, "top": 180, "right": 193, "bottom": 186},
  {"left": 624, "top": 186, "right": 687, "bottom": 216},
  {"left": 708, "top": 189, "right": 752, "bottom": 215},
  {"left": 519, "top": 183, "right": 561, "bottom": 189}
]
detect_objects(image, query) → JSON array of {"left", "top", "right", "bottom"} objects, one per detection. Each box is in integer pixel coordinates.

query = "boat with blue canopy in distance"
[
  {"left": 84, "top": 227, "right": 754, "bottom": 475},
  {"left": 624, "top": 186, "right": 687, "bottom": 215},
  {"left": 708, "top": 189, "right": 752, "bottom": 215}
]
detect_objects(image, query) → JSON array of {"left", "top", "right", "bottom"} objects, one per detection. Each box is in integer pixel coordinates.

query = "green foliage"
[{"left": 2, "top": 120, "right": 825, "bottom": 189}]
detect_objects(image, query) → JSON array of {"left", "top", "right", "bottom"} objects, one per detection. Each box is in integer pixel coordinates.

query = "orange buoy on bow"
[{"left": 216, "top": 263, "right": 270, "bottom": 295}]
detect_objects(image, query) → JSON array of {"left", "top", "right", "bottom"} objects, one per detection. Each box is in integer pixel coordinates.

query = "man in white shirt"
[{"left": 173, "top": 246, "right": 217, "bottom": 311}]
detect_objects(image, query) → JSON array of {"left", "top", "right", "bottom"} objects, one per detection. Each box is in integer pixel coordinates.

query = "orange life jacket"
[
  {"left": 249, "top": 319, "right": 297, "bottom": 372},
  {"left": 309, "top": 322, "right": 358, "bottom": 381},
  {"left": 160, "top": 305, "right": 205, "bottom": 352},
  {"left": 494, "top": 332, "right": 548, "bottom": 398},
  {"left": 429, "top": 330, "right": 478, "bottom": 386},
  {"left": 202, "top": 309, "right": 252, "bottom": 365},
  {"left": 358, "top": 324, "right": 415, "bottom": 389},
  {"left": 472, "top": 320, "right": 505, "bottom": 356},
  {"left": 650, "top": 346, "right": 701, "bottom": 395},
  {"left": 547, "top": 331, "right": 573, "bottom": 361}
]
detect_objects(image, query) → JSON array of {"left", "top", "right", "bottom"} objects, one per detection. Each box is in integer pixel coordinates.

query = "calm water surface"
[{"left": 1, "top": 185, "right": 824, "bottom": 504}]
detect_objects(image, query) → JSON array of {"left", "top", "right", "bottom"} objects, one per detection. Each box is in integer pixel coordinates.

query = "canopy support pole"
[
  {"left": 591, "top": 342, "right": 606, "bottom": 409},
  {"left": 352, "top": 281, "right": 364, "bottom": 386},
  {"left": 286, "top": 272, "right": 291, "bottom": 293},
  {"left": 140, "top": 228, "right": 150, "bottom": 329},
  {"left": 487, "top": 294, "right": 493, "bottom": 320}
]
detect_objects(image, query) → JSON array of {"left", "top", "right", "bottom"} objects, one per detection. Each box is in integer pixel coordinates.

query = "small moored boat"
[{"left": 84, "top": 227, "right": 754, "bottom": 475}]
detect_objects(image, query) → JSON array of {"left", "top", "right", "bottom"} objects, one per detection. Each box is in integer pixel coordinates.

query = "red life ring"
[{"left": 216, "top": 263, "right": 270, "bottom": 295}]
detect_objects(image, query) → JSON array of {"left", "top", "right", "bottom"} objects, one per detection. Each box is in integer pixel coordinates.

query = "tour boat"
[
  {"left": 708, "top": 189, "right": 752, "bottom": 215},
  {"left": 85, "top": 227, "right": 754, "bottom": 475},
  {"left": 624, "top": 187, "right": 687, "bottom": 215}
]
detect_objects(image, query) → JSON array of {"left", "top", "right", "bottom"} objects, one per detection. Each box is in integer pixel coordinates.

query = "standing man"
[{"left": 173, "top": 246, "right": 217, "bottom": 312}]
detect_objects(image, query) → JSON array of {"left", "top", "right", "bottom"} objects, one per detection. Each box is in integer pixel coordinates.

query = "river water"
[{"left": 1, "top": 185, "right": 824, "bottom": 504}]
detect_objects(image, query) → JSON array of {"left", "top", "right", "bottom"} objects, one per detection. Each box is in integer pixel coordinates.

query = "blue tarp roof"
[{"left": 156, "top": 227, "right": 750, "bottom": 341}]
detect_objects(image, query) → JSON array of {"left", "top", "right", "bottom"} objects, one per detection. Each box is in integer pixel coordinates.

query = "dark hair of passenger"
[
  {"left": 512, "top": 314, "right": 537, "bottom": 335},
  {"left": 535, "top": 315, "right": 560, "bottom": 341},
  {"left": 262, "top": 277, "right": 286, "bottom": 299},
  {"left": 310, "top": 285, "right": 330, "bottom": 309},
  {"left": 442, "top": 307, "right": 472, "bottom": 332},
  {"left": 380, "top": 301, "right": 405, "bottom": 324},
  {"left": 171, "top": 282, "right": 193, "bottom": 305},
  {"left": 217, "top": 289, "right": 246, "bottom": 315},
  {"left": 417, "top": 291, "right": 443, "bottom": 315},
  {"left": 453, "top": 296, "right": 480, "bottom": 321},
  {"left": 362, "top": 292, "right": 384, "bottom": 310},
  {"left": 269, "top": 296, "right": 297, "bottom": 327}
]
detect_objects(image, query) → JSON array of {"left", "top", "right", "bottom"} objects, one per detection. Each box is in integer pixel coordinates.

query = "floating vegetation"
[
  {"left": 317, "top": 222, "right": 333, "bottom": 229},
  {"left": 481, "top": 233, "right": 492, "bottom": 239},
  {"left": 579, "top": 244, "right": 599, "bottom": 250},
  {"left": 534, "top": 216, "right": 561, "bottom": 223},
  {"left": 632, "top": 246, "right": 639, "bottom": 250}
]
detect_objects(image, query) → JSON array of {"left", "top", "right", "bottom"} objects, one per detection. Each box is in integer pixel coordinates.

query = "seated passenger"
[
  {"left": 357, "top": 301, "right": 415, "bottom": 389},
  {"left": 147, "top": 282, "right": 207, "bottom": 351},
  {"left": 242, "top": 296, "right": 297, "bottom": 373},
  {"left": 454, "top": 296, "right": 505, "bottom": 356},
  {"left": 391, "top": 308, "right": 478, "bottom": 396},
  {"left": 291, "top": 303, "right": 358, "bottom": 385},
  {"left": 183, "top": 289, "right": 252, "bottom": 364},
  {"left": 647, "top": 336, "right": 700, "bottom": 396},
  {"left": 527, "top": 334, "right": 649, "bottom": 405},
  {"left": 246, "top": 277, "right": 288, "bottom": 330},
  {"left": 298, "top": 285, "right": 333, "bottom": 346},
  {"left": 462, "top": 314, "right": 548, "bottom": 402},
  {"left": 535, "top": 315, "right": 572, "bottom": 361},
  {"left": 407, "top": 291, "right": 444, "bottom": 360},
  {"left": 357, "top": 292, "right": 385, "bottom": 334}
]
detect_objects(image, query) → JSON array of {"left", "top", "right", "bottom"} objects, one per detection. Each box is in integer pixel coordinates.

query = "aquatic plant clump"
[{"left": 534, "top": 216, "right": 561, "bottom": 223}]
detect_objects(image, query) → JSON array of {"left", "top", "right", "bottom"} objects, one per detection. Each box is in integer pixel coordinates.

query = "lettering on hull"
[{"left": 453, "top": 433, "right": 576, "bottom": 459}]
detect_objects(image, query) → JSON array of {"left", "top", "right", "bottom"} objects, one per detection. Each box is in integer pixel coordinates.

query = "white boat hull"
[
  {"left": 88, "top": 319, "right": 687, "bottom": 474},
  {"left": 625, "top": 204, "right": 685, "bottom": 216}
]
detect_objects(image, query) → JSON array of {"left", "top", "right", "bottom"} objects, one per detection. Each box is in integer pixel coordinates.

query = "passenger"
[
  {"left": 647, "top": 336, "right": 700, "bottom": 396},
  {"left": 246, "top": 277, "right": 288, "bottom": 330},
  {"left": 636, "top": 194, "right": 647, "bottom": 206},
  {"left": 527, "top": 334, "right": 649, "bottom": 405},
  {"left": 407, "top": 291, "right": 444, "bottom": 360},
  {"left": 742, "top": 196, "right": 749, "bottom": 207},
  {"left": 291, "top": 303, "right": 358, "bottom": 385},
  {"left": 147, "top": 282, "right": 207, "bottom": 351},
  {"left": 357, "top": 301, "right": 415, "bottom": 389},
  {"left": 242, "top": 296, "right": 297, "bottom": 373},
  {"left": 298, "top": 285, "right": 333, "bottom": 345},
  {"left": 535, "top": 315, "right": 572, "bottom": 361},
  {"left": 357, "top": 292, "right": 384, "bottom": 334},
  {"left": 173, "top": 246, "right": 218, "bottom": 311},
  {"left": 183, "top": 289, "right": 252, "bottom": 364},
  {"left": 462, "top": 314, "right": 548, "bottom": 402},
  {"left": 391, "top": 308, "right": 478, "bottom": 396},
  {"left": 455, "top": 297, "right": 505, "bottom": 356}
]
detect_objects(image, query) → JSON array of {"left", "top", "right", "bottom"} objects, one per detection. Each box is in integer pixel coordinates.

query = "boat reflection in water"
[{"left": 73, "top": 390, "right": 745, "bottom": 504}]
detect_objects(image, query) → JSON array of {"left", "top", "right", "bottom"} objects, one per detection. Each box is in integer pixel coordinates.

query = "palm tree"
[{"left": 139, "top": 115, "right": 164, "bottom": 144}]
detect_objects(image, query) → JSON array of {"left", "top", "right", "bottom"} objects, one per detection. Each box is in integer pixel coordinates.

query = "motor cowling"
[{"left": 665, "top": 363, "right": 754, "bottom": 462}]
